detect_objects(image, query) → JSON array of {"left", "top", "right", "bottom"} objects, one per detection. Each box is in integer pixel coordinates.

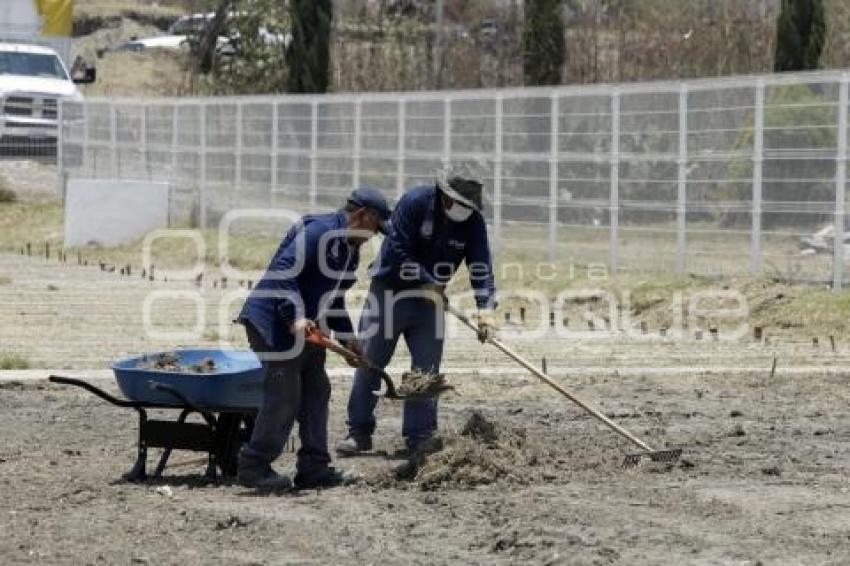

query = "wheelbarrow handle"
[{"left": 49, "top": 375, "right": 140, "bottom": 408}]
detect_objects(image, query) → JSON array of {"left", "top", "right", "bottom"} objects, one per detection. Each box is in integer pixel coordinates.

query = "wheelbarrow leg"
[
  {"left": 214, "top": 412, "right": 245, "bottom": 479},
  {"left": 152, "top": 408, "right": 192, "bottom": 478},
  {"left": 123, "top": 408, "right": 149, "bottom": 482}
]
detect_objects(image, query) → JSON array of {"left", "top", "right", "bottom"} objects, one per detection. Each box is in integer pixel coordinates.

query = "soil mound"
[{"left": 396, "top": 411, "right": 551, "bottom": 489}]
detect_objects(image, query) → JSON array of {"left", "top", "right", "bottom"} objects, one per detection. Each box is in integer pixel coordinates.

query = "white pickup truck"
[{"left": 0, "top": 42, "right": 94, "bottom": 148}]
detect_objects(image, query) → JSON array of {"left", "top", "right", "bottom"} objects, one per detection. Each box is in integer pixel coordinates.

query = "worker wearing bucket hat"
[{"left": 338, "top": 166, "right": 498, "bottom": 457}]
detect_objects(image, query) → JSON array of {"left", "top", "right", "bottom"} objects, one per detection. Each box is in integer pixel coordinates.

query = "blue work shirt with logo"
[
  {"left": 237, "top": 211, "right": 358, "bottom": 351},
  {"left": 370, "top": 185, "right": 496, "bottom": 309}
]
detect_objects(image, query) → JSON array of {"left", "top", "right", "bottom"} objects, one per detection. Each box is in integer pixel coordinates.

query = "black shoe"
[
  {"left": 334, "top": 435, "right": 372, "bottom": 457},
  {"left": 294, "top": 467, "right": 361, "bottom": 490},
  {"left": 409, "top": 436, "right": 443, "bottom": 458},
  {"left": 237, "top": 466, "right": 292, "bottom": 491}
]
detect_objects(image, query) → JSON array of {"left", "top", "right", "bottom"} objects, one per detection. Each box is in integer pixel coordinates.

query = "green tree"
[
  {"left": 522, "top": 0, "right": 565, "bottom": 86},
  {"left": 197, "top": 0, "right": 233, "bottom": 74},
  {"left": 774, "top": 0, "right": 825, "bottom": 72},
  {"left": 286, "top": 0, "right": 333, "bottom": 93}
]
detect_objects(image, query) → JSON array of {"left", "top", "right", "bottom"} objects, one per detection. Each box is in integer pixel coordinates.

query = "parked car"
[
  {"left": 0, "top": 42, "right": 94, "bottom": 152},
  {"left": 111, "top": 12, "right": 287, "bottom": 55}
]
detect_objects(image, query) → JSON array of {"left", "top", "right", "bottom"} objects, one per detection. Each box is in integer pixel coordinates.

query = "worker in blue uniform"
[
  {"left": 236, "top": 187, "right": 391, "bottom": 490},
  {"left": 337, "top": 170, "right": 498, "bottom": 456}
]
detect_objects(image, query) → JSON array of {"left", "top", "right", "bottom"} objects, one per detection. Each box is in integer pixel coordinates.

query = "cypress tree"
[
  {"left": 286, "top": 0, "right": 333, "bottom": 93},
  {"left": 522, "top": 0, "right": 566, "bottom": 86},
  {"left": 774, "top": 0, "right": 825, "bottom": 72}
]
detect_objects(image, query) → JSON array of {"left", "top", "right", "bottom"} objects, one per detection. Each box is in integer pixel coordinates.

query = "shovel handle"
[
  {"left": 306, "top": 327, "right": 360, "bottom": 360},
  {"left": 304, "top": 328, "right": 399, "bottom": 398},
  {"left": 445, "top": 302, "right": 654, "bottom": 452}
]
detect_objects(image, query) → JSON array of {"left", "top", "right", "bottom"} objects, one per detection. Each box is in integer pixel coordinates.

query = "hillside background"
[{"left": 71, "top": 0, "right": 850, "bottom": 98}]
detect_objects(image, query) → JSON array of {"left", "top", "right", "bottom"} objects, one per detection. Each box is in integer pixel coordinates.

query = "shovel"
[
  {"left": 304, "top": 328, "right": 450, "bottom": 401},
  {"left": 445, "top": 302, "right": 682, "bottom": 467}
]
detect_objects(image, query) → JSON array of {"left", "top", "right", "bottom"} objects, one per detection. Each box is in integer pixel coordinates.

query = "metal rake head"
[{"left": 622, "top": 448, "right": 683, "bottom": 468}]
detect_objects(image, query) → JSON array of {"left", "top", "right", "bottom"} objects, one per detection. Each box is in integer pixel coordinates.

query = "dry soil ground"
[
  {"left": 2, "top": 245, "right": 850, "bottom": 564},
  {"left": 2, "top": 363, "right": 850, "bottom": 565}
]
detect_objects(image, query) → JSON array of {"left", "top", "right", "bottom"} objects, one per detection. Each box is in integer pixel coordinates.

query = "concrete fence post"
[{"left": 833, "top": 75, "right": 849, "bottom": 291}]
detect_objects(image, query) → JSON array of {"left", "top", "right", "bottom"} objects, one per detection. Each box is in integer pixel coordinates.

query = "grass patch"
[
  {"left": 0, "top": 352, "right": 30, "bottom": 370},
  {"left": 0, "top": 173, "right": 16, "bottom": 203},
  {"left": 76, "top": 0, "right": 184, "bottom": 21},
  {"left": 0, "top": 201, "right": 280, "bottom": 273},
  {"left": 756, "top": 287, "right": 850, "bottom": 336},
  {"left": 79, "top": 51, "right": 195, "bottom": 98},
  {"left": 0, "top": 201, "right": 63, "bottom": 252},
  {"left": 0, "top": 275, "right": 11, "bottom": 285},
  {"left": 2, "top": 200, "right": 849, "bottom": 337},
  {"left": 203, "top": 328, "right": 220, "bottom": 342}
]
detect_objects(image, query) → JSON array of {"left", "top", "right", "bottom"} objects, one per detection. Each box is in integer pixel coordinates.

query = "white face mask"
[{"left": 446, "top": 202, "right": 473, "bottom": 222}]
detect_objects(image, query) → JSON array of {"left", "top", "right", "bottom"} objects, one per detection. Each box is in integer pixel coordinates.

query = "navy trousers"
[
  {"left": 345, "top": 277, "right": 444, "bottom": 450},
  {"left": 238, "top": 323, "right": 331, "bottom": 477}
]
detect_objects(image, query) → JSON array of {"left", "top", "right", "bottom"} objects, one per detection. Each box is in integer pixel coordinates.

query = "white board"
[
  {"left": 0, "top": 1, "right": 72, "bottom": 64},
  {"left": 0, "top": 1, "right": 40, "bottom": 34},
  {"left": 64, "top": 179, "right": 170, "bottom": 247}
]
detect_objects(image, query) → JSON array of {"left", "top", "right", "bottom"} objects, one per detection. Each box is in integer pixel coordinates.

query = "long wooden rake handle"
[{"left": 446, "top": 303, "right": 654, "bottom": 453}]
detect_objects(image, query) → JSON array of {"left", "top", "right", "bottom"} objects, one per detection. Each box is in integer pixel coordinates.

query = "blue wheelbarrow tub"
[{"left": 112, "top": 349, "right": 264, "bottom": 409}]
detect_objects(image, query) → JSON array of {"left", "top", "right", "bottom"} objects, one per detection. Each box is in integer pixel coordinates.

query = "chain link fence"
[{"left": 59, "top": 69, "right": 850, "bottom": 287}]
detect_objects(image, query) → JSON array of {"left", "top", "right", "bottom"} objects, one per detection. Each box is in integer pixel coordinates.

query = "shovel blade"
[
  {"left": 622, "top": 448, "right": 683, "bottom": 468},
  {"left": 374, "top": 384, "right": 455, "bottom": 401}
]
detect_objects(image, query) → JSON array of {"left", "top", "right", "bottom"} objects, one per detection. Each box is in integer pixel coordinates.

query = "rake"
[{"left": 445, "top": 302, "right": 682, "bottom": 467}]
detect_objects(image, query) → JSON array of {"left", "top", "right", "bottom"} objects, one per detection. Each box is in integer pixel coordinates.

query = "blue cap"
[{"left": 348, "top": 187, "right": 392, "bottom": 234}]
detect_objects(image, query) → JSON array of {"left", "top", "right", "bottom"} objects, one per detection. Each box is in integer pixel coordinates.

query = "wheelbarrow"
[{"left": 49, "top": 349, "right": 265, "bottom": 482}]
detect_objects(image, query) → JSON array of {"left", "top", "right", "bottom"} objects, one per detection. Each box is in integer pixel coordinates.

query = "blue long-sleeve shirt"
[
  {"left": 370, "top": 185, "right": 496, "bottom": 309},
  {"left": 237, "top": 211, "right": 358, "bottom": 351}
]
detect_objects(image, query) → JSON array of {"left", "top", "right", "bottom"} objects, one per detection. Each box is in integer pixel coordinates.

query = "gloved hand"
[
  {"left": 290, "top": 318, "right": 318, "bottom": 336},
  {"left": 472, "top": 309, "right": 498, "bottom": 343},
  {"left": 340, "top": 339, "right": 366, "bottom": 368},
  {"left": 419, "top": 281, "right": 446, "bottom": 306}
]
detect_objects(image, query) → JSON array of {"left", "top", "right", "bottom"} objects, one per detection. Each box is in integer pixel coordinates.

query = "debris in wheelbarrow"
[{"left": 139, "top": 351, "right": 217, "bottom": 374}]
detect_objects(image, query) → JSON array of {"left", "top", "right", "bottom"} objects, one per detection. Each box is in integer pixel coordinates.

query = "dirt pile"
[
  {"left": 138, "top": 352, "right": 216, "bottom": 374},
  {"left": 397, "top": 411, "right": 551, "bottom": 490}
]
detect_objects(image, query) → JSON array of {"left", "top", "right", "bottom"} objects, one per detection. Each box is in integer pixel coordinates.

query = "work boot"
[
  {"left": 237, "top": 465, "right": 292, "bottom": 491},
  {"left": 409, "top": 435, "right": 443, "bottom": 459},
  {"left": 334, "top": 434, "right": 372, "bottom": 457},
  {"left": 294, "top": 467, "right": 361, "bottom": 490},
  {"left": 395, "top": 436, "right": 444, "bottom": 481}
]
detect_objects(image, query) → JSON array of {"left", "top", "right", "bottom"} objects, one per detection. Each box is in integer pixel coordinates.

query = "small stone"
[
  {"left": 728, "top": 424, "right": 746, "bottom": 437},
  {"left": 153, "top": 486, "right": 173, "bottom": 498},
  {"left": 215, "top": 514, "right": 249, "bottom": 530}
]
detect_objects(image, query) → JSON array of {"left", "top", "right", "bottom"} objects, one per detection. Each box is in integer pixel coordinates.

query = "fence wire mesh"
[{"left": 59, "top": 69, "right": 850, "bottom": 287}]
